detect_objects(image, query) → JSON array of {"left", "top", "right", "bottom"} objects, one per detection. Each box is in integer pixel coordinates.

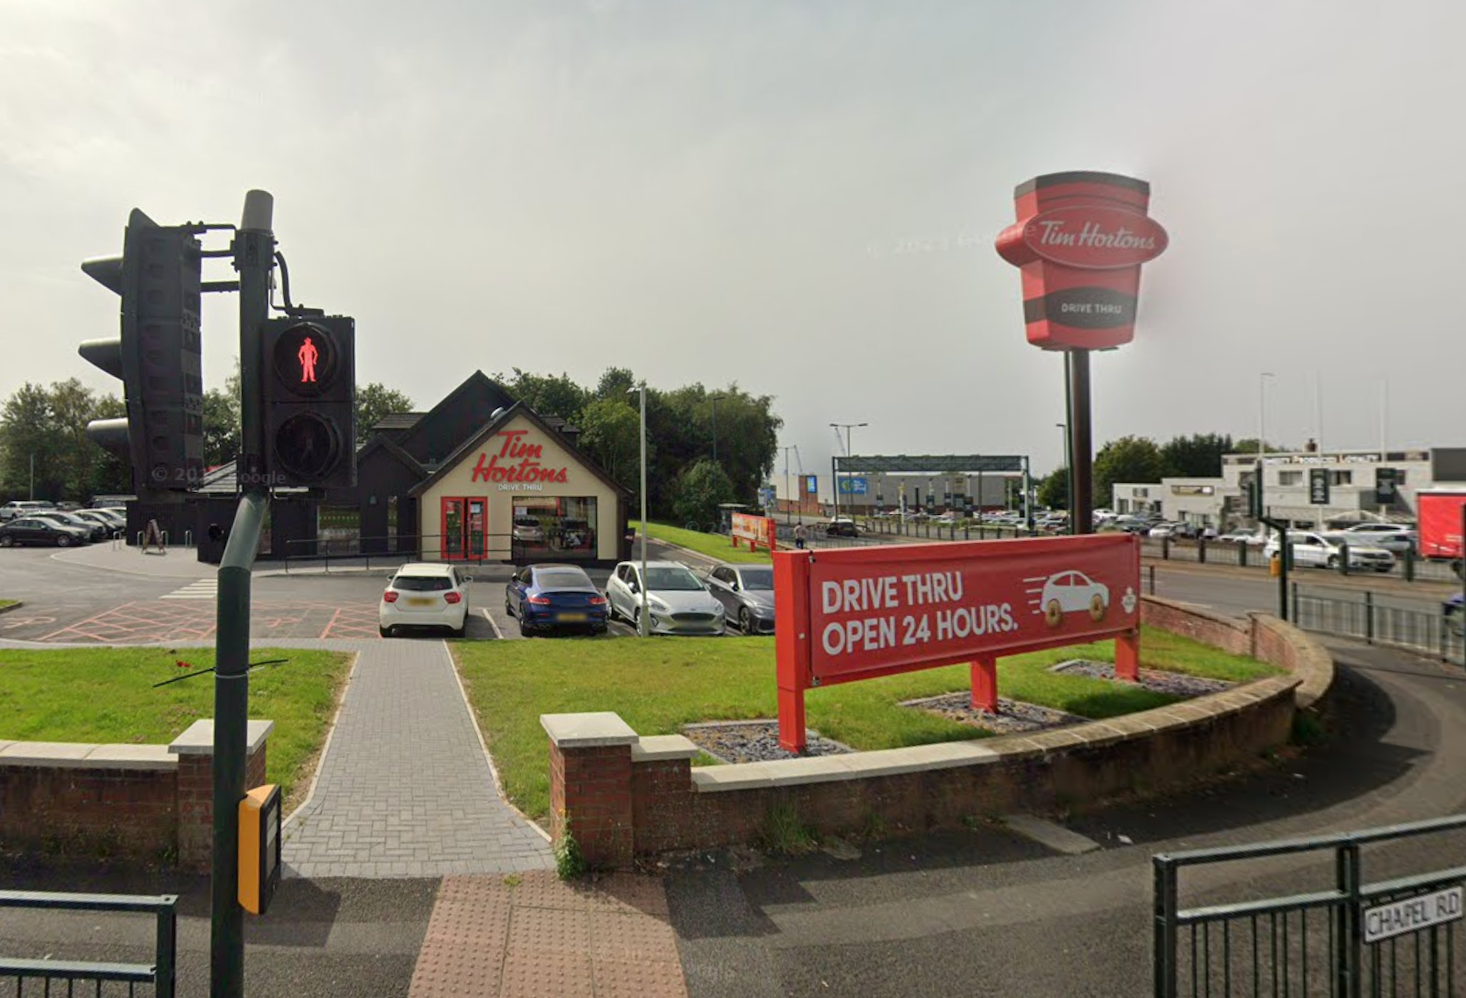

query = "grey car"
[
  {"left": 704, "top": 564, "right": 776, "bottom": 635},
  {"left": 605, "top": 561, "right": 726, "bottom": 635}
]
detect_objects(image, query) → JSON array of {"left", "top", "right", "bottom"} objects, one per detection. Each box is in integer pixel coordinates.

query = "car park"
[
  {"left": 605, "top": 560, "right": 725, "bottom": 635},
  {"left": 703, "top": 563, "right": 776, "bottom": 635},
  {"left": 0, "top": 516, "right": 92, "bottom": 548},
  {"left": 73, "top": 509, "right": 124, "bottom": 535},
  {"left": 504, "top": 563, "right": 608, "bottom": 636},
  {"left": 0, "top": 500, "right": 55, "bottom": 522},
  {"left": 379, "top": 563, "right": 471, "bottom": 637},
  {"left": 30, "top": 510, "right": 107, "bottom": 543},
  {"left": 1262, "top": 531, "right": 1396, "bottom": 572}
]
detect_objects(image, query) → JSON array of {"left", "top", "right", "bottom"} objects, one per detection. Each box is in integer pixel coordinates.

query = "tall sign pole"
[{"left": 996, "top": 172, "right": 1168, "bottom": 535}]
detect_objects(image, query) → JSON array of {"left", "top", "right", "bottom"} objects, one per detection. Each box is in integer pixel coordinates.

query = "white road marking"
[
  {"left": 479, "top": 607, "right": 503, "bottom": 640},
  {"left": 160, "top": 579, "right": 219, "bottom": 600}
]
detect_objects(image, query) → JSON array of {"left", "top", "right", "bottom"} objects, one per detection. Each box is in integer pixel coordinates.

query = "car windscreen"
[
  {"left": 514, "top": 518, "right": 540, "bottom": 528},
  {"left": 535, "top": 570, "right": 594, "bottom": 590},
  {"left": 737, "top": 569, "right": 774, "bottom": 590},
  {"left": 645, "top": 567, "right": 703, "bottom": 591},
  {"left": 393, "top": 575, "right": 453, "bottom": 591}
]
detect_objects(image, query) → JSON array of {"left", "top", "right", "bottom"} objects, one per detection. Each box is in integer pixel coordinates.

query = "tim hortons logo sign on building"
[
  {"left": 470, "top": 430, "right": 570, "bottom": 484},
  {"left": 995, "top": 171, "right": 1168, "bottom": 350}
]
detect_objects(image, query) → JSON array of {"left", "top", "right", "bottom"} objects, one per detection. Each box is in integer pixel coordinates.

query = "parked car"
[
  {"left": 1262, "top": 531, "right": 1396, "bottom": 573},
  {"left": 73, "top": 509, "right": 124, "bottom": 535},
  {"left": 504, "top": 563, "right": 608, "bottom": 636},
  {"left": 703, "top": 563, "right": 776, "bottom": 635},
  {"left": 30, "top": 510, "right": 105, "bottom": 542},
  {"left": 512, "top": 516, "right": 545, "bottom": 543},
  {"left": 1216, "top": 529, "right": 1266, "bottom": 546},
  {"left": 0, "top": 500, "right": 55, "bottom": 522},
  {"left": 605, "top": 560, "right": 725, "bottom": 635},
  {"left": 379, "top": 562, "right": 471, "bottom": 637},
  {"left": 1339, "top": 523, "right": 1417, "bottom": 554},
  {"left": 824, "top": 517, "right": 859, "bottom": 538},
  {"left": 0, "top": 516, "right": 92, "bottom": 548}
]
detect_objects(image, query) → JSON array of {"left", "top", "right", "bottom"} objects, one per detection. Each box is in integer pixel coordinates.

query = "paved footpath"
[{"left": 282, "top": 639, "right": 553, "bottom": 877}]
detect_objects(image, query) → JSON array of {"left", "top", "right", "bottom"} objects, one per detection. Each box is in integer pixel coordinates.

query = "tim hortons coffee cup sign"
[{"left": 994, "top": 171, "right": 1168, "bottom": 350}]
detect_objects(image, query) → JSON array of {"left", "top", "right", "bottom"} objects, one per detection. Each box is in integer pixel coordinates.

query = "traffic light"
[
  {"left": 79, "top": 209, "right": 204, "bottom": 491},
  {"left": 260, "top": 316, "right": 356, "bottom": 488}
]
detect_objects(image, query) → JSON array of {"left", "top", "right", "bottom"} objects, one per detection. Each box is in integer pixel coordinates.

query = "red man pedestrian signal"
[{"left": 260, "top": 317, "right": 356, "bottom": 488}]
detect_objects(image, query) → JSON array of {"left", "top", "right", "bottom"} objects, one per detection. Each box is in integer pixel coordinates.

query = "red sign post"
[{"left": 774, "top": 535, "right": 1141, "bottom": 752}]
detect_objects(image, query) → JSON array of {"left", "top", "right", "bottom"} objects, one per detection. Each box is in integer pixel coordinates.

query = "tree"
[
  {"left": 672, "top": 459, "right": 735, "bottom": 530},
  {"left": 577, "top": 396, "right": 641, "bottom": 492},
  {"left": 1092, "top": 436, "right": 1165, "bottom": 509},
  {"left": 497, "top": 369, "right": 588, "bottom": 423},
  {"left": 593, "top": 367, "right": 637, "bottom": 401},
  {"left": 1161, "top": 433, "right": 1234, "bottom": 478},
  {"left": 1036, "top": 466, "right": 1069, "bottom": 511},
  {"left": 354, "top": 383, "right": 415, "bottom": 449},
  {"left": 1233, "top": 438, "right": 1286, "bottom": 456},
  {"left": 0, "top": 383, "right": 62, "bottom": 500},
  {"left": 49, "top": 378, "right": 101, "bottom": 499}
]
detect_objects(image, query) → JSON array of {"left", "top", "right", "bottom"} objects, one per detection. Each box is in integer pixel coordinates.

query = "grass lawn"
[
  {"left": 635, "top": 521, "right": 771, "bottom": 563},
  {"left": 0, "top": 600, "right": 16, "bottom": 610},
  {"left": 454, "top": 627, "right": 1280, "bottom": 823},
  {"left": 0, "top": 647, "right": 353, "bottom": 805}
]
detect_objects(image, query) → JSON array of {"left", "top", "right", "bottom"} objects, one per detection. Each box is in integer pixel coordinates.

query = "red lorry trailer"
[{"left": 1417, "top": 489, "right": 1466, "bottom": 561}]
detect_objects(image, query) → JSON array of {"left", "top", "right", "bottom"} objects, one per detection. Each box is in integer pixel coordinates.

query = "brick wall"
[{"left": 546, "top": 598, "right": 1330, "bottom": 868}]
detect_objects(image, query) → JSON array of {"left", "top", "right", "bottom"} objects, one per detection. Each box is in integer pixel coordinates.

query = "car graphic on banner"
[{"left": 1029, "top": 569, "right": 1110, "bottom": 627}]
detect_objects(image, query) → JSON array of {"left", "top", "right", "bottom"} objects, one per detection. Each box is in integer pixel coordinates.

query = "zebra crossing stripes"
[{"left": 160, "top": 578, "right": 219, "bottom": 600}]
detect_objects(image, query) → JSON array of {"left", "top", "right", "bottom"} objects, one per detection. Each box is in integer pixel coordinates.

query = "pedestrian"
[
  {"left": 794, "top": 522, "right": 808, "bottom": 550},
  {"left": 143, "top": 517, "right": 165, "bottom": 554}
]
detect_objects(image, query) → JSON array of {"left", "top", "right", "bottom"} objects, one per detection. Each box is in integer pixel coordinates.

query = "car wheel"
[
  {"left": 739, "top": 607, "right": 752, "bottom": 634},
  {"left": 606, "top": 598, "right": 619, "bottom": 623},
  {"left": 0, "top": 536, "right": 11, "bottom": 548},
  {"left": 452, "top": 623, "right": 466, "bottom": 638},
  {"left": 1044, "top": 599, "right": 1063, "bottom": 628},
  {"left": 55, "top": 535, "right": 70, "bottom": 548},
  {"left": 1326, "top": 555, "right": 1340, "bottom": 569},
  {"left": 518, "top": 616, "right": 531, "bottom": 637},
  {"left": 1089, "top": 594, "right": 1106, "bottom": 622},
  {"left": 504, "top": 598, "right": 514, "bottom": 618}
]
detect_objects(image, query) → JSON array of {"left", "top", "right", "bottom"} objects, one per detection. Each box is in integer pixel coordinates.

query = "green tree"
[
  {"left": 1093, "top": 436, "right": 1165, "bottom": 509},
  {"left": 593, "top": 367, "right": 637, "bottom": 401},
  {"left": 672, "top": 459, "right": 735, "bottom": 530},
  {"left": 49, "top": 378, "right": 102, "bottom": 499},
  {"left": 1036, "top": 466, "right": 1069, "bottom": 511},
  {"left": 0, "top": 383, "right": 62, "bottom": 500},
  {"left": 1160, "top": 433, "right": 1234, "bottom": 478},
  {"left": 1233, "top": 437, "right": 1285, "bottom": 455},
  {"left": 577, "top": 396, "right": 641, "bottom": 492},
  {"left": 497, "top": 369, "right": 589, "bottom": 423},
  {"left": 354, "top": 382, "right": 415, "bottom": 449}
]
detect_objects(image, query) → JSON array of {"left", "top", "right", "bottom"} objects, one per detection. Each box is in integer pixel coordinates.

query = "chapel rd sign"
[{"left": 773, "top": 534, "right": 1142, "bottom": 753}]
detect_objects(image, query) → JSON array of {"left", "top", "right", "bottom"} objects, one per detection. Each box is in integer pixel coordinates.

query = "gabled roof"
[
  {"left": 355, "top": 432, "right": 428, "bottom": 478},
  {"left": 398, "top": 371, "right": 517, "bottom": 463},
  {"left": 372, "top": 412, "right": 425, "bottom": 431},
  {"left": 408, "top": 401, "right": 631, "bottom": 499}
]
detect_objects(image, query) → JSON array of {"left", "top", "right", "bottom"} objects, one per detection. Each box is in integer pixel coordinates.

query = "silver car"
[{"left": 605, "top": 560, "right": 726, "bottom": 635}]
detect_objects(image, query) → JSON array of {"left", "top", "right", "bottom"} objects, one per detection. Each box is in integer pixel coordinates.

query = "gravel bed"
[
  {"left": 901, "top": 693, "right": 1088, "bottom": 734},
  {"left": 681, "top": 720, "right": 854, "bottom": 764},
  {"left": 1048, "top": 658, "right": 1235, "bottom": 697}
]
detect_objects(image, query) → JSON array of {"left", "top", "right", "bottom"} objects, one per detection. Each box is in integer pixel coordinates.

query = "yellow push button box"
[{"left": 238, "top": 784, "right": 281, "bottom": 915}]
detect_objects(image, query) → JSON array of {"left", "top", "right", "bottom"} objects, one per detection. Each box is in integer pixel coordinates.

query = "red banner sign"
[
  {"left": 774, "top": 535, "right": 1141, "bottom": 751},
  {"left": 731, "top": 513, "right": 777, "bottom": 553}
]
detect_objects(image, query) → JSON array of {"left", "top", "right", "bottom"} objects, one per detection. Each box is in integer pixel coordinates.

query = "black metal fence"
[
  {"left": 0, "top": 890, "right": 176, "bottom": 997},
  {"left": 279, "top": 531, "right": 606, "bottom": 572},
  {"left": 1289, "top": 586, "right": 1464, "bottom": 664},
  {"left": 1155, "top": 814, "right": 1466, "bottom": 997}
]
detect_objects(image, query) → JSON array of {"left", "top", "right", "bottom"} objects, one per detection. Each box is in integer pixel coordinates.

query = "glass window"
[
  {"left": 318, "top": 505, "right": 360, "bottom": 554},
  {"left": 1278, "top": 471, "right": 1303, "bottom": 486},
  {"left": 1331, "top": 470, "right": 1352, "bottom": 485},
  {"left": 536, "top": 569, "right": 594, "bottom": 589},
  {"left": 645, "top": 566, "right": 703, "bottom": 591},
  {"left": 393, "top": 574, "right": 452, "bottom": 591},
  {"left": 738, "top": 568, "right": 774, "bottom": 590}
]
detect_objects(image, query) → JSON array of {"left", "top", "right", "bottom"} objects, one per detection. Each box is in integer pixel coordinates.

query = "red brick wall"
[
  {"left": 0, "top": 766, "right": 177, "bottom": 862},
  {"left": 176, "top": 742, "right": 269, "bottom": 873},
  {"left": 554, "top": 743, "right": 632, "bottom": 867}
]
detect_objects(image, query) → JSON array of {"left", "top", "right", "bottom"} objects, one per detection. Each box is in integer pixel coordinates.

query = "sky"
[{"left": 2, "top": 0, "right": 1462, "bottom": 486}]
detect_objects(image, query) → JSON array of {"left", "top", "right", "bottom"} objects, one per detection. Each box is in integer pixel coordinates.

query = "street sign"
[
  {"left": 838, "top": 476, "right": 868, "bottom": 495},
  {"left": 1309, "top": 468, "right": 1330, "bottom": 505},
  {"left": 1363, "top": 886, "right": 1463, "bottom": 944},
  {"left": 805, "top": 475, "right": 818, "bottom": 494},
  {"left": 1376, "top": 467, "right": 1400, "bottom": 505}
]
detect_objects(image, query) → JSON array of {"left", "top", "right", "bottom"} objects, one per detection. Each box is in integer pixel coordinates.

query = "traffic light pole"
[{"left": 211, "top": 190, "right": 274, "bottom": 998}]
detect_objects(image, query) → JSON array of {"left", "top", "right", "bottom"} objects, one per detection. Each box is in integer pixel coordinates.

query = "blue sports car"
[{"left": 504, "top": 563, "right": 610, "bottom": 637}]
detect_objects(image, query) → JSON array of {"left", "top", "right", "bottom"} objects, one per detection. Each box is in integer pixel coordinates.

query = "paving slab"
[{"left": 282, "top": 640, "right": 551, "bottom": 878}]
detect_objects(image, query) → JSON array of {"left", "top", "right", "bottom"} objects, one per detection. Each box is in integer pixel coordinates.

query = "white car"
[
  {"left": 605, "top": 560, "right": 725, "bottom": 635},
  {"left": 1262, "top": 532, "right": 1395, "bottom": 573},
  {"left": 0, "top": 500, "right": 55, "bottom": 522},
  {"left": 512, "top": 516, "right": 545, "bottom": 543},
  {"left": 1039, "top": 570, "right": 1110, "bottom": 626},
  {"left": 379, "top": 562, "right": 471, "bottom": 637}
]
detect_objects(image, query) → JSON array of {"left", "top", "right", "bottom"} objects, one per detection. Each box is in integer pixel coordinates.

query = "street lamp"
[
  {"left": 629, "top": 383, "right": 649, "bottom": 637},
  {"left": 829, "top": 421, "right": 868, "bottom": 519},
  {"left": 1056, "top": 422, "right": 1070, "bottom": 531},
  {"left": 710, "top": 393, "right": 726, "bottom": 465},
  {"left": 781, "top": 445, "right": 798, "bottom": 524},
  {"left": 1258, "top": 372, "right": 1275, "bottom": 518}
]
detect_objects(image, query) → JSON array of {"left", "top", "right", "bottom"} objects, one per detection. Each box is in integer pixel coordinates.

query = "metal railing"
[
  {"left": 279, "top": 531, "right": 602, "bottom": 573},
  {"left": 1290, "top": 585, "right": 1464, "bottom": 664},
  {"left": 1142, "top": 538, "right": 1461, "bottom": 584},
  {"left": 1156, "top": 813, "right": 1466, "bottom": 997},
  {"left": 0, "top": 890, "right": 176, "bottom": 997}
]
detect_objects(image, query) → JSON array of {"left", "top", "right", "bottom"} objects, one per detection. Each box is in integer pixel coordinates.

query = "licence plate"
[
  {"left": 407, "top": 597, "right": 434, "bottom": 607},
  {"left": 558, "top": 612, "right": 587, "bottom": 622}
]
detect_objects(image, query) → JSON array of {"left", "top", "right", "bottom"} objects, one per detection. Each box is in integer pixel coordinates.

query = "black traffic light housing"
[
  {"left": 79, "top": 208, "right": 204, "bottom": 492},
  {"left": 260, "top": 316, "right": 356, "bottom": 488}
]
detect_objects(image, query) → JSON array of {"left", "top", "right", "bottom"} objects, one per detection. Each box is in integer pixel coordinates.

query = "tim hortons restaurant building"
[{"left": 175, "top": 372, "right": 634, "bottom": 566}]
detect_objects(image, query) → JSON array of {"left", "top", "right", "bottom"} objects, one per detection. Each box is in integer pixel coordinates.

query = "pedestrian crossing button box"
[{"left": 238, "top": 783, "right": 281, "bottom": 915}]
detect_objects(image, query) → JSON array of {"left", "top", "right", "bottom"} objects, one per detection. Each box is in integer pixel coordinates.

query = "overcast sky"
[{"left": 2, "top": 0, "right": 1459, "bottom": 484}]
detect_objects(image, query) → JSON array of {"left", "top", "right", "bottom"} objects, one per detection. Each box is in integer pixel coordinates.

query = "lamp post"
[
  {"left": 829, "top": 421, "right": 868, "bottom": 520},
  {"left": 781, "top": 445, "right": 797, "bottom": 524},
  {"left": 1258, "top": 372, "right": 1275, "bottom": 517},
  {"left": 1056, "top": 422, "right": 1070, "bottom": 532},
  {"left": 629, "top": 383, "right": 649, "bottom": 637},
  {"left": 710, "top": 393, "right": 726, "bottom": 465}
]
